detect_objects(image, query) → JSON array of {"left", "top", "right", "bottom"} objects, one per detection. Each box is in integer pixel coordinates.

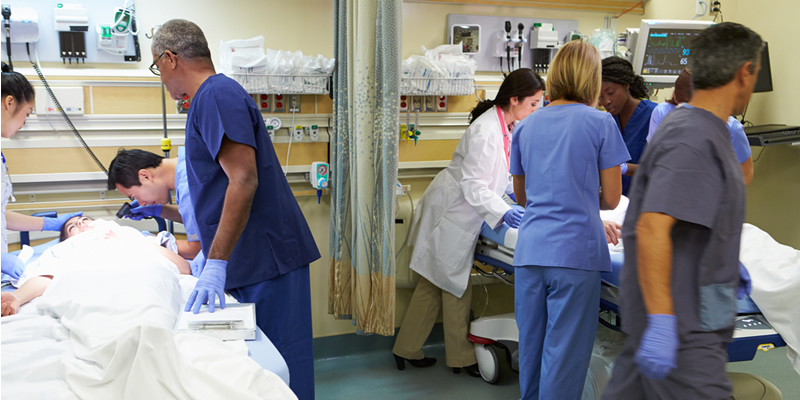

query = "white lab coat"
[{"left": 408, "top": 106, "right": 513, "bottom": 298}]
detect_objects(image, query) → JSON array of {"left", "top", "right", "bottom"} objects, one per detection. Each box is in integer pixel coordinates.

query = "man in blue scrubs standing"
[
  {"left": 602, "top": 23, "right": 762, "bottom": 399},
  {"left": 151, "top": 19, "right": 320, "bottom": 400},
  {"left": 107, "top": 148, "right": 203, "bottom": 268}
]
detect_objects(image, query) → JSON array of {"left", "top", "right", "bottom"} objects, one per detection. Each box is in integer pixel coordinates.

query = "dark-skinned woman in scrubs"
[{"left": 599, "top": 57, "right": 657, "bottom": 196}]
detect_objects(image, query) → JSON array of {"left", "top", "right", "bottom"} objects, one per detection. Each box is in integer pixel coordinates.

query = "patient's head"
[{"left": 60, "top": 216, "right": 96, "bottom": 242}]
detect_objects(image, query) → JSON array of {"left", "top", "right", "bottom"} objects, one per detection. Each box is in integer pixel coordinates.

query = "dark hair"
[
  {"left": 1, "top": 62, "right": 35, "bottom": 113},
  {"left": 107, "top": 149, "right": 165, "bottom": 190},
  {"left": 667, "top": 69, "right": 693, "bottom": 105},
  {"left": 60, "top": 216, "right": 94, "bottom": 242},
  {"left": 469, "top": 68, "right": 545, "bottom": 124},
  {"left": 602, "top": 56, "right": 649, "bottom": 100},
  {"left": 690, "top": 22, "right": 763, "bottom": 90}
]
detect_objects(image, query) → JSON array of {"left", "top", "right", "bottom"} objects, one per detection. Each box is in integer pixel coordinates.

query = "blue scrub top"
[
  {"left": 614, "top": 99, "right": 657, "bottom": 196},
  {"left": 649, "top": 103, "right": 752, "bottom": 164},
  {"left": 185, "top": 74, "right": 320, "bottom": 289},
  {"left": 175, "top": 147, "right": 200, "bottom": 243},
  {"left": 510, "top": 103, "right": 630, "bottom": 272}
]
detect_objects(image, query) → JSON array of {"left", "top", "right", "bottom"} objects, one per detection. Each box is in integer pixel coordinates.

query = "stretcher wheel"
[{"left": 474, "top": 344, "right": 500, "bottom": 384}]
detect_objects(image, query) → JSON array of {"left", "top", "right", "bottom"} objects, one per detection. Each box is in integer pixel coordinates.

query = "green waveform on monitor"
[{"left": 648, "top": 35, "right": 687, "bottom": 48}]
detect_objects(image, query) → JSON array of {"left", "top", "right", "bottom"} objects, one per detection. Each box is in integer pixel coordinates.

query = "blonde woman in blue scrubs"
[{"left": 509, "top": 42, "right": 630, "bottom": 399}]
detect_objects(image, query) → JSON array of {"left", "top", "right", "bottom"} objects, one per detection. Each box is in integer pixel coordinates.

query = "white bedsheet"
[
  {"left": 1, "top": 239, "right": 296, "bottom": 399},
  {"left": 740, "top": 223, "right": 800, "bottom": 376}
]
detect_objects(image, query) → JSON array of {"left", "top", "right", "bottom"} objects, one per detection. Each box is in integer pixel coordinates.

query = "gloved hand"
[
  {"left": 126, "top": 200, "right": 162, "bottom": 221},
  {"left": 738, "top": 262, "right": 752, "bottom": 300},
  {"left": 42, "top": 212, "right": 83, "bottom": 231},
  {"left": 503, "top": 208, "right": 524, "bottom": 229},
  {"left": 1, "top": 253, "right": 25, "bottom": 280},
  {"left": 635, "top": 314, "right": 679, "bottom": 380},
  {"left": 507, "top": 192, "right": 517, "bottom": 203},
  {"left": 189, "top": 252, "right": 206, "bottom": 277},
  {"left": 184, "top": 259, "right": 227, "bottom": 314}
]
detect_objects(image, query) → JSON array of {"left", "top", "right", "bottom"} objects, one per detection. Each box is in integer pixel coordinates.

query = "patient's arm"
[
  {"left": 177, "top": 240, "right": 202, "bottom": 260},
  {"left": 147, "top": 241, "right": 191, "bottom": 275},
  {"left": 1, "top": 276, "right": 53, "bottom": 316}
]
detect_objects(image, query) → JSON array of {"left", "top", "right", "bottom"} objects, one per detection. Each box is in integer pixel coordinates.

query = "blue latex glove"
[
  {"left": 189, "top": 252, "right": 206, "bottom": 277},
  {"left": 1, "top": 253, "right": 25, "bottom": 280},
  {"left": 635, "top": 314, "right": 679, "bottom": 380},
  {"left": 738, "top": 262, "right": 752, "bottom": 300},
  {"left": 503, "top": 208, "right": 524, "bottom": 229},
  {"left": 507, "top": 192, "right": 517, "bottom": 203},
  {"left": 42, "top": 212, "right": 83, "bottom": 231},
  {"left": 184, "top": 259, "right": 227, "bottom": 314},
  {"left": 620, "top": 162, "right": 629, "bottom": 175},
  {"left": 126, "top": 200, "right": 162, "bottom": 221}
]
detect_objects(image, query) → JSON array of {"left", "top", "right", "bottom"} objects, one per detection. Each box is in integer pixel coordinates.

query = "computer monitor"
[
  {"left": 753, "top": 42, "right": 772, "bottom": 93},
  {"left": 631, "top": 20, "right": 715, "bottom": 88}
]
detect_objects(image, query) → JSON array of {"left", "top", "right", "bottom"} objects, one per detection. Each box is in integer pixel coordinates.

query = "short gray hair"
[
  {"left": 689, "top": 22, "right": 763, "bottom": 90},
  {"left": 152, "top": 19, "right": 212, "bottom": 62}
]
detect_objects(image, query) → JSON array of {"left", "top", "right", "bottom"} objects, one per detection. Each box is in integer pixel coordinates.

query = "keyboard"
[{"left": 744, "top": 124, "right": 800, "bottom": 146}]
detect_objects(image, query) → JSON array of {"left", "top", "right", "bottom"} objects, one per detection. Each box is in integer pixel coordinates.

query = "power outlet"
[
  {"left": 293, "top": 125, "right": 304, "bottom": 142},
  {"left": 696, "top": 0, "right": 705, "bottom": 15},
  {"left": 256, "top": 94, "right": 271, "bottom": 112},
  {"left": 399, "top": 95, "right": 409, "bottom": 111},
  {"left": 287, "top": 95, "right": 301, "bottom": 113},
  {"left": 424, "top": 96, "right": 436, "bottom": 112},
  {"left": 410, "top": 96, "right": 423, "bottom": 112},
  {"left": 273, "top": 94, "right": 286, "bottom": 113},
  {"left": 436, "top": 95, "right": 447, "bottom": 112}
]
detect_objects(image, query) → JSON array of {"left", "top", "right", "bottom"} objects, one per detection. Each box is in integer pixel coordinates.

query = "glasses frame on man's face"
[{"left": 149, "top": 51, "right": 177, "bottom": 76}]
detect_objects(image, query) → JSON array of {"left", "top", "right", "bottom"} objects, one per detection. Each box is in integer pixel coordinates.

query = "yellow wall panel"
[
  {"left": 317, "top": 95, "right": 333, "bottom": 114},
  {"left": 272, "top": 142, "right": 329, "bottom": 166},
  {"left": 448, "top": 90, "right": 484, "bottom": 113},
  {"left": 4, "top": 146, "right": 164, "bottom": 174},
  {"left": 300, "top": 95, "right": 316, "bottom": 114},
  {"left": 92, "top": 87, "right": 176, "bottom": 115},
  {"left": 398, "top": 139, "right": 458, "bottom": 162}
]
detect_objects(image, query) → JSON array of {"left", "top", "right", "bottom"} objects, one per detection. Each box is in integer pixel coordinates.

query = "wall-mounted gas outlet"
[
  {"left": 266, "top": 125, "right": 275, "bottom": 142},
  {"left": 273, "top": 94, "right": 286, "bottom": 113},
  {"left": 309, "top": 125, "right": 320, "bottom": 141},
  {"left": 696, "top": 0, "right": 706, "bottom": 15},
  {"left": 287, "top": 95, "right": 301, "bottom": 113},
  {"left": 293, "top": 125, "right": 304, "bottom": 142}
]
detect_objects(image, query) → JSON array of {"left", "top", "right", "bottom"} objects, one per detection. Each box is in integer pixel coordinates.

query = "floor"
[{"left": 314, "top": 325, "right": 800, "bottom": 400}]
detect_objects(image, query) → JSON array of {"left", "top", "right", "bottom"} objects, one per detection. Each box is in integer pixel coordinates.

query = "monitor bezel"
[{"left": 632, "top": 19, "right": 715, "bottom": 85}]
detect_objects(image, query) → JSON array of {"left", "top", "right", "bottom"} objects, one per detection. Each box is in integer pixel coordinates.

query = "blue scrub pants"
[
  {"left": 228, "top": 265, "right": 314, "bottom": 400},
  {"left": 515, "top": 266, "right": 601, "bottom": 400}
]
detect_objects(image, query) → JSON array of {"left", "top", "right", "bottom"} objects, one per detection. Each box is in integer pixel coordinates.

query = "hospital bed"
[
  {"left": 468, "top": 220, "right": 787, "bottom": 396},
  {"left": 2, "top": 213, "right": 291, "bottom": 393}
]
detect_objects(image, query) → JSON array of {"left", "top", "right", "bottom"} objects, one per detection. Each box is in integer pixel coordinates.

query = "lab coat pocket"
[{"left": 432, "top": 217, "right": 474, "bottom": 274}]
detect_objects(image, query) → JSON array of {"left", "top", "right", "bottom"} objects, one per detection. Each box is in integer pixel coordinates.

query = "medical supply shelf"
[
  {"left": 400, "top": 77, "right": 477, "bottom": 96},
  {"left": 228, "top": 73, "right": 332, "bottom": 95}
]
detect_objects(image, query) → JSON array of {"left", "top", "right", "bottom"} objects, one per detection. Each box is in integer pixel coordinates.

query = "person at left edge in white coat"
[
  {"left": 393, "top": 69, "right": 545, "bottom": 376},
  {"left": 1, "top": 62, "right": 82, "bottom": 281}
]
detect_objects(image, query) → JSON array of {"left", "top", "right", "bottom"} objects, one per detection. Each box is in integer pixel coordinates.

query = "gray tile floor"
[{"left": 314, "top": 327, "right": 800, "bottom": 400}]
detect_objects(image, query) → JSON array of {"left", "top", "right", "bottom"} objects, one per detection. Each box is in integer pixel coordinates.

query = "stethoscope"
[{"left": 2, "top": 151, "right": 15, "bottom": 202}]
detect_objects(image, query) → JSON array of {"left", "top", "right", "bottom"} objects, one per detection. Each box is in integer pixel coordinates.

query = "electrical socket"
[
  {"left": 293, "top": 125, "right": 304, "bottom": 142},
  {"left": 256, "top": 94, "right": 271, "bottom": 112},
  {"left": 424, "top": 96, "right": 436, "bottom": 112},
  {"left": 272, "top": 94, "right": 286, "bottom": 113},
  {"left": 399, "top": 95, "right": 408, "bottom": 111},
  {"left": 436, "top": 95, "right": 448, "bottom": 112},
  {"left": 287, "top": 95, "right": 301, "bottom": 113},
  {"left": 410, "top": 96, "right": 423, "bottom": 112},
  {"left": 696, "top": 0, "right": 705, "bottom": 15}
]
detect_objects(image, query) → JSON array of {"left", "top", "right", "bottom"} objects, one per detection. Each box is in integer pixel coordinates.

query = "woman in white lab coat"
[
  {"left": 393, "top": 68, "right": 545, "bottom": 376},
  {"left": 1, "top": 63, "right": 81, "bottom": 279}
]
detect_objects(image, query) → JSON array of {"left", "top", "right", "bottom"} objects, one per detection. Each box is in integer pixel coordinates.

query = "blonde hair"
[{"left": 546, "top": 41, "right": 602, "bottom": 105}]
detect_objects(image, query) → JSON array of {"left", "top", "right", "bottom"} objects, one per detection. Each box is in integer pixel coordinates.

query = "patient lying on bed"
[{"left": 1, "top": 217, "right": 191, "bottom": 317}]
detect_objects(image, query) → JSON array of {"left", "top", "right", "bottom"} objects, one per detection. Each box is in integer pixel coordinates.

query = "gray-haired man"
[{"left": 602, "top": 22, "right": 763, "bottom": 399}]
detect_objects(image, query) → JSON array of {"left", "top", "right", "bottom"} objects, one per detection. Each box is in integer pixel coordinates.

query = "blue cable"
[{"left": 692, "top": 2, "right": 708, "bottom": 20}]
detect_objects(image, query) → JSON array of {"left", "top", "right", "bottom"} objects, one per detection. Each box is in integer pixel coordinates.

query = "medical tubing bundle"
[{"left": 26, "top": 45, "right": 107, "bottom": 175}]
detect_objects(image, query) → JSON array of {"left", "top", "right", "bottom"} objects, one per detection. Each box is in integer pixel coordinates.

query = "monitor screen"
[
  {"left": 754, "top": 42, "right": 772, "bottom": 93},
  {"left": 640, "top": 29, "right": 703, "bottom": 76}
]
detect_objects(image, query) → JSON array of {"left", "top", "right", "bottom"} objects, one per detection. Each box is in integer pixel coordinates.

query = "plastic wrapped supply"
[
  {"left": 401, "top": 45, "right": 477, "bottom": 95},
  {"left": 588, "top": 29, "right": 616, "bottom": 59},
  {"left": 220, "top": 36, "right": 335, "bottom": 94}
]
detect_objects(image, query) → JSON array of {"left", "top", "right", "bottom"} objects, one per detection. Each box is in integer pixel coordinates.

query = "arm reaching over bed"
[{"left": 1, "top": 276, "right": 53, "bottom": 316}]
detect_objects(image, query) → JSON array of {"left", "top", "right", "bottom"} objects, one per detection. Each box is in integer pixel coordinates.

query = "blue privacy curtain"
[{"left": 328, "top": 0, "right": 401, "bottom": 336}]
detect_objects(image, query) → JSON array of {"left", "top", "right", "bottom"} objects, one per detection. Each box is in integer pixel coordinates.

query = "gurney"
[
  {"left": 2, "top": 214, "right": 291, "bottom": 394},
  {"left": 468, "top": 220, "right": 787, "bottom": 393}
]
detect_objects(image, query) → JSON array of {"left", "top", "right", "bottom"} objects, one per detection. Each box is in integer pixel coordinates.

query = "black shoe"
[
  {"left": 453, "top": 364, "right": 481, "bottom": 378},
  {"left": 394, "top": 354, "right": 436, "bottom": 370}
]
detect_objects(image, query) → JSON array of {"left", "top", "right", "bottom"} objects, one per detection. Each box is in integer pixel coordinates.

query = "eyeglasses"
[{"left": 149, "top": 51, "right": 177, "bottom": 76}]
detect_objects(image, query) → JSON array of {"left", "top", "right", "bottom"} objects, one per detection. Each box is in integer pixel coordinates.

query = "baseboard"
[{"left": 313, "top": 322, "right": 445, "bottom": 361}]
